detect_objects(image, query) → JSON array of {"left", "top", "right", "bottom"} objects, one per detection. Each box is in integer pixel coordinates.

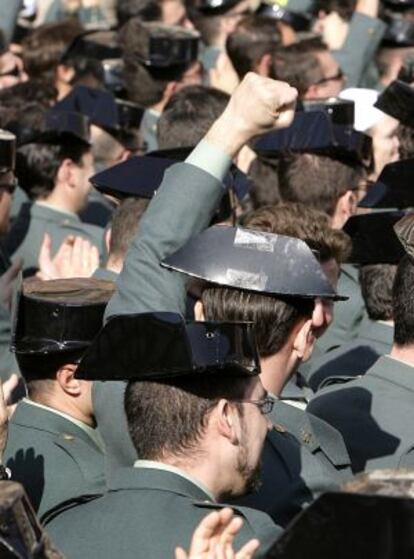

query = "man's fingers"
[
  {"left": 219, "top": 516, "right": 243, "bottom": 546},
  {"left": 174, "top": 547, "right": 188, "bottom": 559},
  {"left": 235, "top": 538, "right": 260, "bottom": 559}
]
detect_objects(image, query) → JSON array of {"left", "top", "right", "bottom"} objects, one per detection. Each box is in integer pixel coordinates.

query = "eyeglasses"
[
  {"left": 314, "top": 70, "right": 344, "bottom": 86},
  {"left": 235, "top": 395, "right": 276, "bottom": 415}
]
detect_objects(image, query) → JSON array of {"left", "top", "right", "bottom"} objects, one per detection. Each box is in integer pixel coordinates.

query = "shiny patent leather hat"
[
  {"left": 75, "top": 311, "right": 260, "bottom": 381},
  {"left": 162, "top": 226, "right": 346, "bottom": 300},
  {"left": 0, "top": 130, "right": 16, "bottom": 173}
]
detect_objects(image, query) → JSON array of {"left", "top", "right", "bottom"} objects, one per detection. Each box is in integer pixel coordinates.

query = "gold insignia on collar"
[
  {"left": 273, "top": 423, "right": 287, "bottom": 433},
  {"left": 301, "top": 430, "right": 313, "bottom": 444},
  {"left": 62, "top": 434, "right": 75, "bottom": 441}
]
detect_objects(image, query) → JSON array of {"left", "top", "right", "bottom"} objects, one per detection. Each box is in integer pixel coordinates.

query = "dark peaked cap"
[
  {"left": 162, "top": 226, "right": 346, "bottom": 300},
  {"left": 343, "top": 211, "right": 407, "bottom": 265},
  {"left": 75, "top": 312, "right": 260, "bottom": 381},
  {"left": 359, "top": 159, "right": 414, "bottom": 209}
]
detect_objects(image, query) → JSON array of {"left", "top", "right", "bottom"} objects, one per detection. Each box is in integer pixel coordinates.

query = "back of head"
[
  {"left": 242, "top": 202, "right": 351, "bottom": 264},
  {"left": 125, "top": 374, "right": 251, "bottom": 460},
  {"left": 21, "top": 19, "right": 83, "bottom": 81},
  {"left": 157, "top": 85, "right": 229, "bottom": 148},
  {"left": 249, "top": 157, "right": 281, "bottom": 209},
  {"left": 226, "top": 15, "right": 281, "bottom": 79},
  {"left": 315, "top": 0, "right": 356, "bottom": 21},
  {"left": 201, "top": 285, "right": 314, "bottom": 357},
  {"left": 109, "top": 197, "right": 150, "bottom": 264},
  {"left": 393, "top": 255, "right": 414, "bottom": 346},
  {"left": 359, "top": 264, "right": 396, "bottom": 322},
  {"left": 278, "top": 153, "right": 362, "bottom": 217},
  {"left": 271, "top": 50, "right": 323, "bottom": 98},
  {"left": 117, "top": 0, "right": 162, "bottom": 26},
  {"left": 120, "top": 19, "right": 193, "bottom": 106}
]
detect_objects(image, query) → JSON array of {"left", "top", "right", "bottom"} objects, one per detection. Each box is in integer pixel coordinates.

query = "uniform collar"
[
  {"left": 108, "top": 465, "right": 215, "bottom": 503},
  {"left": 133, "top": 460, "right": 215, "bottom": 502},
  {"left": 366, "top": 355, "right": 414, "bottom": 393},
  {"left": 359, "top": 316, "right": 394, "bottom": 347},
  {"left": 17, "top": 399, "right": 104, "bottom": 451},
  {"left": 33, "top": 202, "right": 80, "bottom": 222}
]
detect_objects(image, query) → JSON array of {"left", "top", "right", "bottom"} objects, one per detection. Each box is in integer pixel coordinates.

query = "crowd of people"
[{"left": 1, "top": 0, "right": 414, "bottom": 556}]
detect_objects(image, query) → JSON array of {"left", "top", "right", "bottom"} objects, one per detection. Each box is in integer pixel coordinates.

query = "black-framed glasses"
[
  {"left": 314, "top": 69, "right": 345, "bottom": 86},
  {"left": 235, "top": 395, "right": 276, "bottom": 415}
]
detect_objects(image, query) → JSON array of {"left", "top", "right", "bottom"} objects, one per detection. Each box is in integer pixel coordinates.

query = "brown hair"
[
  {"left": 278, "top": 153, "right": 363, "bottom": 217},
  {"left": 226, "top": 15, "right": 281, "bottom": 79},
  {"left": 125, "top": 375, "right": 250, "bottom": 460},
  {"left": 241, "top": 202, "right": 351, "bottom": 264},
  {"left": 271, "top": 51, "right": 323, "bottom": 97},
  {"left": 201, "top": 287, "right": 313, "bottom": 357},
  {"left": 22, "top": 19, "right": 83, "bottom": 80},
  {"left": 109, "top": 197, "right": 150, "bottom": 261}
]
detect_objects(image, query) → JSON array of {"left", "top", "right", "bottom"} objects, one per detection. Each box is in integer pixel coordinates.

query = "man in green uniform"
[
  {"left": 90, "top": 74, "right": 352, "bottom": 526},
  {"left": 47, "top": 311, "right": 282, "bottom": 559},
  {"left": 308, "top": 215, "right": 414, "bottom": 471},
  {"left": 307, "top": 211, "right": 400, "bottom": 391},
  {"left": 6, "top": 110, "right": 104, "bottom": 275},
  {"left": 4, "top": 277, "right": 113, "bottom": 519}
]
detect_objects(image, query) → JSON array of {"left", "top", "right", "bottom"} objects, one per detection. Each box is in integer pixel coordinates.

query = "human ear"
[
  {"left": 215, "top": 399, "right": 240, "bottom": 445},
  {"left": 56, "top": 364, "right": 82, "bottom": 396},
  {"left": 194, "top": 300, "right": 205, "bottom": 321}
]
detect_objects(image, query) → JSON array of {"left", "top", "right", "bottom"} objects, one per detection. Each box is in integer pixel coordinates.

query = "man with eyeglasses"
[{"left": 46, "top": 311, "right": 282, "bottom": 559}]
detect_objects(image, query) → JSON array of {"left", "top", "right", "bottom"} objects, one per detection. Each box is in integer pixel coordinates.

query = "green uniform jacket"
[
  {"left": 5, "top": 202, "right": 105, "bottom": 274},
  {"left": 307, "top": 317, "right": 393, "bottom": 391},
  {"left": 314, "top": 264, "right": 367, "bottom": 356},
  {"left": 308, "top": 355, "right": 414, "bottom": 473},
  {"left": 232, "top": 401, "right": 351, "bottom": 526},
  {"left": 333, "top": 12, "right": 385, "bottom": 88},
  {"left": 46, "top": 467, "right": 281, "bottom": 559},
  {"left": 4, "top": 401, "right": 106, "bottom": 520},
  {"left": 95, "top": 157, "right": 352, "bottom": 525},
  {"left": 0, "top": 302, "right": 18, "bottom": 381}
]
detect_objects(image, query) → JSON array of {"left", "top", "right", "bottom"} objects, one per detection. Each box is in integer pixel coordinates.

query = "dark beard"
[{"left": 237, "top": 449, "right": 262, "bottom": 496}]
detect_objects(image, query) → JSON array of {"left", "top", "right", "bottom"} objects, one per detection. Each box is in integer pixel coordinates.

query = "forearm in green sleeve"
[{"left": 333, "top": 13, "right": 386, "bottom": 87}]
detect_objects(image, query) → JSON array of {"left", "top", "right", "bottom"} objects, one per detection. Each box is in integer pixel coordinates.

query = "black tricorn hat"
[
  {"left": 301, "top": 98, "right": 355, "bottom": 126},
  {"left": 254, "top": 111, "right": 372, "bottom": 165},
  {"left": 267, "top": 491, "right": 414, "bottom": 558},
  {"left": 0, "top": 130, "right": 16, "bottom": 173},
  {"left": 75, "top": 312, "right": 260, "bottom": 381},
  {"left": 16, "top": 110, "right": 91, "bottom": 147},
  {"left": 11, "top": 277, "right": 114, "bottom": 357},
  {"left": 255, "top": 2, "right": 312, "bottom": 30},
  {"left": 375, "top": 80, "right": 414, "bottom": 127},
  {"left": 54, "top": 85, "right": 144, "bottom": 148},
  {"left": 61, "top": 30, "right": 122, "bottom": 63},
  {"left": 162, "top": 226, "right": 346, "bottom": 300},
  {"left": 382, "top": 14, "right": 414, "bottom": 47},
  {"left": 136, "top": 25, "right": 200, "bottom": 69},
  {"left": 343, "top": 211, "right": 407, "bottom": 265},
  {"left": 359, "top": 159, "right": 414, "bottom": 209}
]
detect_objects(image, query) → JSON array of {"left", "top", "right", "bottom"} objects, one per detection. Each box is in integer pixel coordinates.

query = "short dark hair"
[
  {"left": 157, "top": 85, "right": 229, "bottom": 148},
  {"left": 109, "top": 197, "right": 150, "bottom": 261},
  {"left": 271, "top": 51, "right": 323, "bottom": 97},
  {"left": 359, "top": 264, "right": 397, "bottom": 322},
  {"left": 120, "top": 19, "right": 190, "bottom": 106},
  {"left": 226, "top": 15, "right": 281, "bottom": 79},
  {"left": 21, "top": 19, "right": 83, "bottom": 80},
  {"left": 241, "top": 202, "right": 351, "bottom": 264},
  {"left": 314, "top": 0, "right": 356, "bottom": 21},
  {"left": 201, "top": 287, "right": 313, "bottom": 358},
  {"left": 393, "top": 255, "right": 414, "bottom": 346},
  {"left": 125, "top": 375, "right": 250, "bottom": 460},
  {"left": 16, "top": 141, "right": 90, "bottom": 199},
  {"left": 192, "top": 14, "right": 221, "bottom": 46},
  {"left": 0, "top": 79, "right": 58, "bottom": 110},
  {"left": 248, "top": 157, "right": 282, "bottom": 209},
  {"left": 117, "top": 0, "right": 162, "bottom": 26},
  {"left": 278, "top": 153, "right": 363, "bottom": 217},
  {"left": 398, "top": 124, "right": 414, "bottom": 159}
]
